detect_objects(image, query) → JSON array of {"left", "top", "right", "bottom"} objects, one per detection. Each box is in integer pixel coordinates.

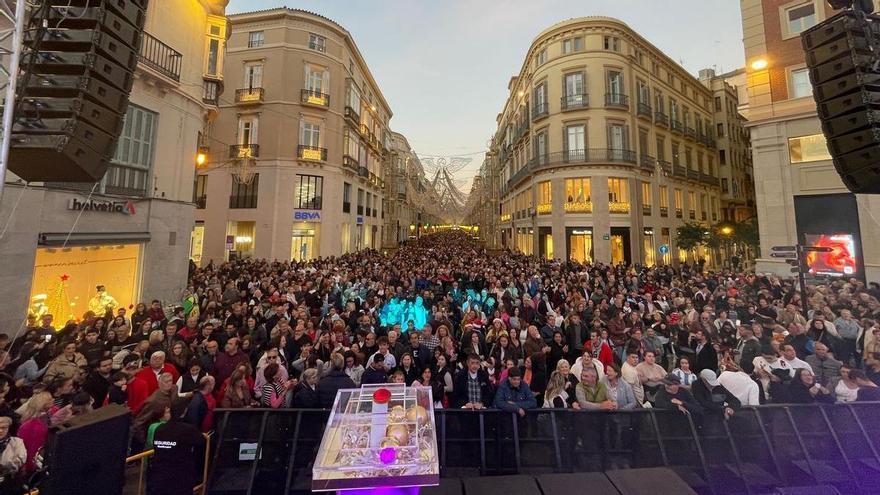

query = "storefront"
[
  {"left": 538, "top": 227, "right": 553, "bottom": 260},
  {"left": 190, "top": 221, "right": 205, "bottom": 264},
  {"left": 643, "top": 227, "right": 655, "bottom": 267},
  {"left": 29, "top": 244, "right": 143, "bottom": 323},
  {"left": 566, "top": 227, "right": 593, "bottom": 263},
  {"left": 291, "top": 209, "right": 322, "bottom": 261},
  {"left": 610, "top": 227, "right": 631, "bottom": 265},
  {"left": 226, "top": 221, "right": 256, "bottom": 260}
]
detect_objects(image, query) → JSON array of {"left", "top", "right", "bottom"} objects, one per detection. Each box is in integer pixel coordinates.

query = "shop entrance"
[
  {"left": 538, "top": 227, "right": 553, "bottom": 260},
  {"left": 610, "top": 227, "right": 631, "bottom": 265},
  {"left": 291, "top": 229, "right": 316, "bottom": 261},
  {"left": 566, "top": 227, "right": 593, "bottom": 263}
]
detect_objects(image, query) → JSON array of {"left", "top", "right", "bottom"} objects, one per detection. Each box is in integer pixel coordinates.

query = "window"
[
  {"left": 642, "top": 181, "right": 652, "bottom": 214},
  {"left": 238, "top": 116, "right": 258, "bottom": 145},
  {"left": 244, "top": 63, "right": 262, "bottom": 89},
  {"left": 674, "top": 188, "right": 683, "bottom": 217},
  {"left": 670, "top": 99, "right": 679, "bottom": 122},
  {"left": 296, "top": 174, "right": 323, "bottom": 209},
  {"left": 305, "top": 65, "right": 327, "bottom": 93},
  {"left": 357, "top": 188, "right": 364, "bottom": 215},
  {"left": 719, "top": 149, "right": 726, "bottom": 165},
  {"left": 301, "top": 122, "right": 321, "bottom": 147},
  {"left": 562, "top": 37, "right": 583, "bottom": 54},
  {"left": 655, "top": 90, "right": 664, "bottom": 113},
  {"left": 343, "top": 182, "right": 351, "bottom": 213},
  {"left": 790, "top": 67, "right": 812, "bottom": 98},
  {"left": 563, "top": 72, "right": 585, "bottom": 107},
  {"left": 717, "top": 123, "right": 725, "bottom": 137},
  {"left": 535, "top": 132, "right": 548, "bottom": 161},
  {"left": 565, "top": 124, "right": 585, "bottom": 158},
  {"left": 700, "top": 193, "right": 708, "bottom": 220},
  {"left": 608, "top": 178, "right": 630, "bottom": 212},
  {"left": 308, "top": 33, "right": 326, "bottom": 52},
  {"left": 248, "top": 31, "right": 264, "bottom": 48},
  {"left": 114, "top": 104, "right": 157, "bottom": 169},
  {"left": 206, "top": 38, "right": 220, "bottom": 76},
  {"left": 722, "top": 178, "right": 729, "bottom": 193},
  {"left": 230, "top": 174, "right": 259, "bottom": 209},
  {"left": 346, "top": 80, "right": 361, "bottom": 110},
  {"left": 536, "top": 48, "right": 547, "bottom": 66},
  {"left": 789, "top": 134, "right": 832, "bottom": 163},
  {"left": 672, "top": 143, "right": 680, "bottom": 166},
  {"left": 607, "top": 71, "right": 623, "bottom": 95},
  {"left": 688, "top": 191, "right": 696, "bottom": 219},
  {"left": 684, "top": 147, "right": 693, "bottom": 168},
  {"left": 659, "top": 185, "right": 669, "bottom": 211},
  {"left": 193, "top": 174, "right": 207, "bottom": 209},
  {"left": 536, "top": 181, "right": 552, "bottom": 213},
  {"left": 787, "top": 3, "right": 817, "bottom": 35},
  {"left": 565, "top": 178, "right": 590, "bottom": 203},
  {"left": 652, "top": 61, "right": 660, "bottom": 76},
  {"left": 714, "top": 96, "right": 721, "bottom": 112},
  {"left": 656, "top": 137, "right": 665, "bottom": 161},
  {"left": 603, "top": 36, "right": 620, "bottom": 52},
  {"left": 366, "top": 192, "right": 372, "bottom": 216},
  {"left": 637, "top": 80, "right": 650, "bottom": 105},
  {"left": 534, "top": 82, "right": 548, "bottom": 112}
]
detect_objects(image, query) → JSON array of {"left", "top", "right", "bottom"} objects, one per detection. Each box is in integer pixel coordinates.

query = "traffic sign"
[
  {"left": 772, "top": 245, "right": 797, "bottom": 251},
  {"left": 770, "top": 252, "right": 797, "bottom": 258},
  {"left": 658, "top": 244, "right": 670, "bottom": 255},
  {"left": 803, "top": 246, "right": 833, "bottom": 252}
]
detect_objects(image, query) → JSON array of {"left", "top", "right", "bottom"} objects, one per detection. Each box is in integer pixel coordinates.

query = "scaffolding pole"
[{"left": 0, "top": 0, "right": 27, "bottom": 202}]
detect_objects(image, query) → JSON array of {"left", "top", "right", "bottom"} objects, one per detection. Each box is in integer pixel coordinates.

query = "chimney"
[{"left": 698, "top": 68, "right": 716, "bottom": 81}]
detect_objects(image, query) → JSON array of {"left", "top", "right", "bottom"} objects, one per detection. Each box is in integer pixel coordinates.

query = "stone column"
[
  {"left": 551, "top": 178, "right": 567, "bottom": 260},
  {"left": 593, "top": 175, "right": 611, "bottom": 264}
]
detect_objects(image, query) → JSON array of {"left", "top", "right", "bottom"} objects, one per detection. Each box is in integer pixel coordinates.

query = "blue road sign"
[{"left": 659, "top": 244, "right": 670, "bottom": 254}]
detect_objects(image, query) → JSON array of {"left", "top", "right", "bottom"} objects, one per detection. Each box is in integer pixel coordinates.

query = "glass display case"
[{"left": 312, "top": 383, "right": 440, "bottom": 492}]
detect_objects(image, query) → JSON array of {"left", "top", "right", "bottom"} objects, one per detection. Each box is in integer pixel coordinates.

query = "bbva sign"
[{"left": 293, "top": 210, "right": 321, "bottom": 222}]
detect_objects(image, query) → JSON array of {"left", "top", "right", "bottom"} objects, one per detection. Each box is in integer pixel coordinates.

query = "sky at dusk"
[{"left": 227, "top": 0, "right": 746, "bottom": 188}]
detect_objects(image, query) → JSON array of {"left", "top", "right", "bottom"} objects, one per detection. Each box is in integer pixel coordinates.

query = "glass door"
[
  {"left": 291, "top": 229, "right": 316, "bottom": 261},
  {"left": 568, "top": 229, "right": 593, "bottom": 263},
  {"left": 611, "top": 235, "right": 625, "bottom": 265}
]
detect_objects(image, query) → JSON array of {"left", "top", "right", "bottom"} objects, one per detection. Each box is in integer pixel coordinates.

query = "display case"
[{"left": 312, "top": 383, "right": 440, "bottom": 492}]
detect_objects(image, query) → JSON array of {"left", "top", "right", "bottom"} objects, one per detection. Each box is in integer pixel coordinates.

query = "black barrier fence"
[{"left": 206, "top": 403, "right": 880, "bottom": 495}]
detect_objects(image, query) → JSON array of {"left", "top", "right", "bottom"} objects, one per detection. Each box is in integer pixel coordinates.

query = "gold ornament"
[
  {"left": 388, "top": 405, "right": 406, "bottom": 423},
  {"left": 385, "top": 424, "right": 410, "bottom": 446},
  {"left": 405, "top": 405, "right": 429, "bottom": 426},
  {"left": 379, "top": 436, "right": 399, "bottom": 448}
]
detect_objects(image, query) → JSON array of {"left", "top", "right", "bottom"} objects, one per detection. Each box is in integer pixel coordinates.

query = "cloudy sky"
[{"left": 227, "top": 0, "right": 745, "bottom": 188}]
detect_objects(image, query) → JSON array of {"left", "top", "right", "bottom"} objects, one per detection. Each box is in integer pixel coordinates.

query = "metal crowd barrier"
[{"left": 206, "top": 403, "right": 880, "bottom": 495}]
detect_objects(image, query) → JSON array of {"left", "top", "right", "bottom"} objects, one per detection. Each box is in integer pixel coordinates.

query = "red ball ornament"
[{"left": 372, "top": 388, "right": 391, "bottom": 404}]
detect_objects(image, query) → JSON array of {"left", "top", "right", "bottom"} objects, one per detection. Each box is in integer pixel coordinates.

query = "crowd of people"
[{"left": 0, "top": 230, "right": 878, "bottom": 492}]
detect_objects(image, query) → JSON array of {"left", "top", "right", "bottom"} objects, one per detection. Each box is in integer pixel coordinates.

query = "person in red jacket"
[
  {"left": 589, "top": 330, "right": 615, "bottom": 370},
  {"left": 127, "top": 351, "right": 180, "bottom": 415}
]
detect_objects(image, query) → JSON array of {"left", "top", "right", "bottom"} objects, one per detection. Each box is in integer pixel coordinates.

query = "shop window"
[
  {"left": 788, "top": 134, "right": 831, "bottom": 163},
  {"left": 230, "top": 174, "right": 259, "bottom": 209},
  {"left": 296, "top": 174, "right": 323, "bottom": 209}
]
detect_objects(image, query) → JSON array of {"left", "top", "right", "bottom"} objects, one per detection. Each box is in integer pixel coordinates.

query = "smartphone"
[{"left": 44, "top": 335, "right": 52, "bottom": 343}]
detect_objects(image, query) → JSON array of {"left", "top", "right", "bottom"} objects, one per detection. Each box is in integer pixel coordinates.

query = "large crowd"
[{"left": 0, "top": 230, "right": 878, "bottom": 493}]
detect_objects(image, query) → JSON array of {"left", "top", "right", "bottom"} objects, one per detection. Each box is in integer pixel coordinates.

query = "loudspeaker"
[
  {"left": 535, "top": 473, "right": 621, "bottom": 495},
  {"left": 40, "top": 404, "right": 131, "bottom": 495},
  {"left": 801, "top": 10, "right": 880, "bottom": 193},
  {"left": 461, "top": 475, "right": 542, "bottom": 495},
  {"left": 9, "top": 0, "right": 149, "bottom": 183}
]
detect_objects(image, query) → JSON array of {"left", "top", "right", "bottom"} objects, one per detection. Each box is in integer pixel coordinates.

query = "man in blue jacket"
[{"left": 493, "top": 367, "right": 536, "bottom": 416}]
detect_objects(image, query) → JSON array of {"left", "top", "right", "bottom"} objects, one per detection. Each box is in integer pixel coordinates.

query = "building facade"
[
  {"left": 492, "top": 17, "right": 722, "bottom": 265},
  {"left": 383, "top": 132, "right": 440, "bottom": 247},
  {"left": 700, "top": 68, "right": 756, "bottom": 224},
  {"left": 740, "top": 0, "right": 880, "bottom": 281},
  {"left": 0, "top": 0, "right": 228, "bottom": 333},
  {"left": 194, "top": 8, "right": 392, "bottom": 264}
]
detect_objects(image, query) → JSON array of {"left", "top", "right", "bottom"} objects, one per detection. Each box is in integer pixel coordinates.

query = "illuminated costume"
[{"left": 88, "top": 285, "right": 118, "bottom": 316}]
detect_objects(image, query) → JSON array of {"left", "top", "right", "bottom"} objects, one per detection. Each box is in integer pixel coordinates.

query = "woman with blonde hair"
[
  {"left": 15, "top": 392, "right": 54, "bottom": 473},
  {"left": 543, "top": 371, "right": 571, "bottom": 408}
]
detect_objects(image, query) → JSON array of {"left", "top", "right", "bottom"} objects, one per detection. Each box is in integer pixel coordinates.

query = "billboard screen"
[{"left": 803, "top": 234, "right": 858, "bottom": 277}]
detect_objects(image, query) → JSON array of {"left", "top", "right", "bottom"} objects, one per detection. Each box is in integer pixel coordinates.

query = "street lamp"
[{"left": 720, "top": 226, "right": 733, "bottom": 236}]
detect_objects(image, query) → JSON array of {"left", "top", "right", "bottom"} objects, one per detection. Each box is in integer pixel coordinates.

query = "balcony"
[
  {"left": 139, "top": 32, "right": 182, "bottom": 82},
  {"left": 687, "top": 168, "right": 700, "bottom": 180},
  {"left": 195, "top": 195, "right": 207, "bottom": 209},
  {"left": 564, "top": 201, "right": 592, "bottom": 213},
  {"left": 701, "top": 173, "right": 716, "bottom": 185},
  {"left": 561, "top": 94, "right": 589, "bottom": 110},
  {"left": 531, "top": 102, "right": 549, "bottom": 121},
  {"left": 642, "top": 204, "right": 652, "bottom": 216},
  {"left": 358, "top": 166, "right": 369, "bottom": 178},
  {"left": 344, "top": 106, "right": 360, "bottom": 125},
  {"left": 671, "top": 120, "right": 683, "bottom": 134},
  {"left": 701, "top": 211, "right": 707, "bottom": 221},
  {"left": 660, "top": 206, "right": 668, "bottom": 217},
  {"left": 507, "top": 149, "right": 638, "bottom": 189},
  {"left": 343, "top": 154, "right": 359, "bottom": 171},
  {"left": 343, "top": 202, "right": 351, "bottom": 213},
  {"left": 675, "top": 208, "right": 683, "bottom": 218},
  {"left": 658, "top": 159, "right": 671, "bottom": 175},
  {"left": 609, "top": 202, "right": 630, "bottom": 214},
  {"left": 297, "top": 144, "right": 327, "bottom": 162},
  {"left": 637, "top": 102, "right": 652, "bottom": 119},
  {"left": 500, "top": 213, "right": 512, "bottom": 222},
  {"left": 684, "top": 127, "right": 697, "bottom": 140},
  {"left": 639, "top": 154, "right": 656, "bottom": 172},
  {"left": 654, "top": 111, "right": 669, "bottom": 127},
  {"left": 235, "top": 87, "right": 264, "bottom": 104},
  {"left": 689, "top": 210, "right": 696, "bottom": 220},
  {"left": 605, "top": 93, "right": 629, "bottom": 109},
  {"left": 301, "top": 89, "right": 330, "bottom": 107},
  {"left": 536, "top": 203, "right": 551, "bottom": 215},
  {"left": 202, "top": 77, "right": 222, "bottom": 105},
  {"left": 515, "top": 122, "right": 530, "bottom": 142},
  {"left": 673, "top": 164, "right": 687, "bottom": 177},
  {"left": 229, "top": 144, "right": 259, "bottom": 158}
]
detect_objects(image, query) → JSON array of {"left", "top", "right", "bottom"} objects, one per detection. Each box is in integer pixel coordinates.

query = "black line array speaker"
[
  {"left": 802, "top": 10, "right": 880, "bottom": 193},
  {"left": 39, "top": 404, "right": 131, "bottom": 495},
  {"left": 9, "top": 0, "right": 149, "bottom": 182}
]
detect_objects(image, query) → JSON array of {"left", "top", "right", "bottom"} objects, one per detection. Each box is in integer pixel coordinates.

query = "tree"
[
  {"left": 676, "top": 222, "right": 708, "bottom": 263},
  {"left": 733, "top": 218, "right": 760, "bottom": 255}
]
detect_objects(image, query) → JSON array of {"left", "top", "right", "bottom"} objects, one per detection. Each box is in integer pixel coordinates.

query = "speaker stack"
[
  {"left": 9, "top": 0, "right": 149, "bottom": 182},
  {"left": 802, "top": 10, "right": 880, "bottom": 193}
]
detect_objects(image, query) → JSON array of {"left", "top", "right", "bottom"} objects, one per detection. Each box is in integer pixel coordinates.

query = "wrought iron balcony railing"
[
  {"left": 229, "top": 144, "right": 259, "bottom": 158},
  {"left": 637, "top": 102, "right": 652, "bottom": 119},
  {"left": 139, "top": 32, "right": 182, "bottom": 81},
  {"left": 605, "top": 93, "right": 629, "bottom": 108},
  {"left": 235, "top": 88, "right": 264, "bottom": 103},
  {"left": 298, "top": 145, "right": 327, "bottom": 161},
  {"left": 301, "top": 89, "right": 330, "bottom": 107},
  {"left": 561, "top": 93, "right": 589, "bottom": 110},
  {"left": 531, "top": 102, "right": 549, "bottom": 121}
]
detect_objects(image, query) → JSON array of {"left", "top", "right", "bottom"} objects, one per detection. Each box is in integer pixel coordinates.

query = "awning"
[{"left": 38, "top": 232, "right": 152, "bottom": 246}]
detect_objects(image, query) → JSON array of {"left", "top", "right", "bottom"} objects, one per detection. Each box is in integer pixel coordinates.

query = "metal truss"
[{"left": 0, "top": 0, "right": 28, "bottom": 200}]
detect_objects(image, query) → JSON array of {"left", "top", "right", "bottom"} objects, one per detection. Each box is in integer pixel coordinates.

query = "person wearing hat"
[
  {"left": 492, "top": 366, "right": 536, "bottom": 417},
  {"left": 653, "top": 373, "right": 703, "bottom": 417},
  {"left": 360, "top": 353, "right": 388, "bottom": 385},
  {"left": 692, "top": 369, "right": 740, "bottom": 419}
]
